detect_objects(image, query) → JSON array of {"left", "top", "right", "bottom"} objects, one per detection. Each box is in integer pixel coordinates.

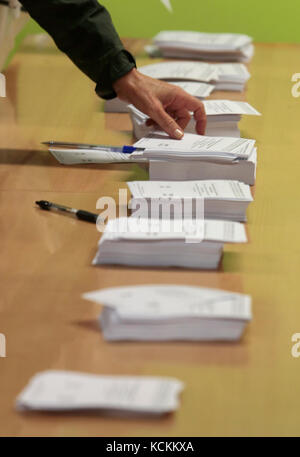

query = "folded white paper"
[
  {"left": 140, "top": 61, "right": 218, "bottom": 82},
  {"left": 132, "top": 131, "right": 256, "bottom": 161},
  {"left": 203, "top": 100, "right": 261, "bottom": 117},
  {"left": 97, "top": 217, "right": 247, "bottom": 243},
  {"left": 139, "top": 61, "right": 252, "bottom": 91},
  {"left": 48, "top": 147, "right": 146, "bottom": 165},
  {"left": 16, "top": 370, "right": 184, "bottom": 414},
  {"left": 129, "top": 105, "right": 241, "bottom": 139},
  {"left": 128, "top": 180, "right": 253, "bottom": 222},
  {"left": 152, "top": 31, "right": 254, "bottom": 63},
  {"left": 149, "top": 147, "right": 257, "bottom": 186},
  {"left": 93, "top": 217, "right": 247, "bottom": 270},
  {"left": 155, "top": 44, "right": 254, "bottom": 64},
  {"left": 154, "top": 31, "right": 253, "bottom": 52},
  {"left": 210, "top": 63, "right": 250, "bottom": 91},
  {"left": 129, "top": 100, "right": 260, "bottom": 140},
  {"left": 172, "top": 81, "right": 215, "bottom": 97},
  {"left": 83, "top": 284, "right": 252, "bottom": 341}
]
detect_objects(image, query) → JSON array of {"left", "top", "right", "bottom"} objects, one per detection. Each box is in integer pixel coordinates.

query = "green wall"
[
  {"left": 101, "top": 0, "right": 300, "bottom": 43},
  {"left": 20, "top": 0, "right": 300, "bottom": 44}
]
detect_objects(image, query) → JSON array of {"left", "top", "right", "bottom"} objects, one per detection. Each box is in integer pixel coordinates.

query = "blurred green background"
[{"left": 17, "top": 0, "right": 300, "bottom": 44}]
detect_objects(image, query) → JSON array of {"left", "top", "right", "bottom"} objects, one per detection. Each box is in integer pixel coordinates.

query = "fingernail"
[{"left": 175, "top": 128, "right": 184, "bottom": 139}]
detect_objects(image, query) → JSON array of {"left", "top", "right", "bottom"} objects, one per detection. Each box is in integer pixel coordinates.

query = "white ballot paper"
[
  {"left": 212, "top": 63, "right": 250, "bottom": 79},
  {"left": 152, "top": 31, "right": 254, "bottom": 63},
  {"left": 149, "top": 147, "right": 257, "bottom": 186},
  {"left": 154, "top": 31, "right": 253, "bottom": 52},
  {"left": 155, "top": 44, "right": 254, "bottom": 63},
  {"left": 128, "top": 180, "right": 253, "bottom": 222},
  {"left": 104, "top": 81, "right": 214, "bottom": 113},
  {"left": 16, "top": 370, "right": 184, "bottom": 414},
  {"left": 203, "top": 100, "right": 261, "bottom": 117},
  {"left": 132, "top": 132, "right": 256, "bottom": 161},
  {"left": 139, "top": 61, "right": 219, "bottom": 82},
  {"left": 48, "top": 147, "right": 146, "bottom": 165},
  {"left": 139, "top": 61, "right": 252, "bottom": 91},
  {"left": 83, "top": 284, "right": 252, "bottom": 341},
  {"left": 129, "top": 101, "right": 260, "bottom": 140},
  {"left": 171, "top": 81, "right": 215, "bottom": 97},
  {"left": 93, "top": 217, "right": 247, "bottom": 270},
  {"left": 210, "top": 63, "right": 250, "bottom": 91},
  {"left": 129, "top": 105, "right": 241, "bottom": 139}
]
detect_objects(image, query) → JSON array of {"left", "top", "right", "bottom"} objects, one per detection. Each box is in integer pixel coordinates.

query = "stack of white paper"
[
  {"left": 140, "top": 60, "right": 218, "bottom": 83},
  {"left": 152, "top": 31, "right": 254, "bottom": 63},
  {"left": 149, "top": 151, "right": 257, "bottom": 186},
  {"left": 16, "top": 370, "right": 184, "bottom": 415},
  {"left": 132, "top": 131, "right": 256, "bottom": 161},
  {"left": 202, "top": 100, "right": 260, "bottom": 137},
  {"left": 92, "top": 217, "right": 247, "bottom": 270},
  {"left": 104, "top": 80, "right": 215, "bottom": 113},
  {"left": 131, "top": 131, "right": 257, "bottom": 185},
  {"left": 139, "top": 61, "right": 250, "bottom": 92},
  {"left": 129, "top": 100, "right": 261, "bottom": 139},
  {"left": 83, "top": 284, "right": 252, "bottom": 342},
  {"left": 47, "top": 122, "right": 258, "bottom": 167},
  {"left": 128, "top": 180, "right": 253, "bottom": 222},
  {"left": 211, "top": 63, "right": 251, "bottom": 91},
  {"left": 47, "top": 131, "right": 257, "bottom": 185},
  {"left": 139, "top": 61, "right": 251, "bottom": 92}
]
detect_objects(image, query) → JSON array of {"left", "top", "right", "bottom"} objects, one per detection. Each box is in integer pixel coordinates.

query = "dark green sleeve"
[{"left": 19, "top": 0, "right": 136, "bottom": 99}]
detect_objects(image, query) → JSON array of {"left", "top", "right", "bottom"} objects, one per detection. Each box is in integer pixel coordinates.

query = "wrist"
[{"left": 113, "top": 68, "right": 142, "bottom": 99}]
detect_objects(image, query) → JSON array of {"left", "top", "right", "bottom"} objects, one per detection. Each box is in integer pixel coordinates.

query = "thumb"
[{"left": 150, "top": 104, "right": 184, "bottom": 139}]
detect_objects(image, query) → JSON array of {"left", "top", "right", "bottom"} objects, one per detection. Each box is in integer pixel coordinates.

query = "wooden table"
[{"left": 1, "top": 36, "right": 300, "bottom": 437}]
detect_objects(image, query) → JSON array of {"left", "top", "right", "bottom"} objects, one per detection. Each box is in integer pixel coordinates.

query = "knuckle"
[{"left": 174, "top": 86, "right": 184, "bottom": 96}]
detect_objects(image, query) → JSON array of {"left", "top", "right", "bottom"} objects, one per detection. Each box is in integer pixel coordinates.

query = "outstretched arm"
[
  {"left": 19, "top": 0, "right": 136, "bottom": 99},
  {"left": 19, "top": 0, "right": 206, "bottom": 138}
]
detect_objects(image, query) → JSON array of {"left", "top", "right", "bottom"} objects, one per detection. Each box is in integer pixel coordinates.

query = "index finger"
[{"left": 180, "top": 96, "right": 207, "bottom": 135}]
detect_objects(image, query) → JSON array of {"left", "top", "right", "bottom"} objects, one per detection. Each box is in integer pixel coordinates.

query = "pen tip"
[{"left": 35, "top": 200, "right": 51, "bottom": 210}]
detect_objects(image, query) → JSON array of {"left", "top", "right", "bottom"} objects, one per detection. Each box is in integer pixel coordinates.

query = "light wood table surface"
[{"left": 1, "top": 36, "right": 300, "bottom": 437}]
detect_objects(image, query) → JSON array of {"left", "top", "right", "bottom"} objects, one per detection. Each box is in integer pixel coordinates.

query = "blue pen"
[{"left": 42, "top": 141, "right": 144, "bottom": 154}]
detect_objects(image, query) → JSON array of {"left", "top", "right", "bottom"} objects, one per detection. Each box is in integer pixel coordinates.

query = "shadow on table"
[{"left": 17, "top": 408, "right": 172, "bottom": 420}]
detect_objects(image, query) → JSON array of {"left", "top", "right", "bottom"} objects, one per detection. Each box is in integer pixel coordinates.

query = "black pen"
[{"left": 35, "top": 200, "right": 101, "bottom": 224}]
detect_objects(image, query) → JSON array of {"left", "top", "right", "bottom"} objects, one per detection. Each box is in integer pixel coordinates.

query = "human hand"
[{"left": 113, "top": 68, "right": 206, "bottom": 139}]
